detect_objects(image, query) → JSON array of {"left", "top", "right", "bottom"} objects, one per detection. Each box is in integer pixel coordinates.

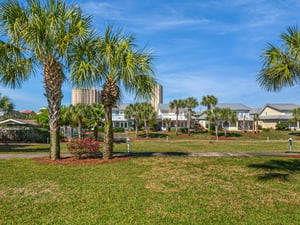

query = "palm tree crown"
[
  {"left": 258, "top": 26, "right": 300, "bottom": 91},
  {"left": 70, "top": 26, "right": 157, "bottom": 159},
  {"left": 0, "top": 0, "right": 92, "bottom": 160},
  {"left": 169, "top": 99, "right": 185, "bottom": 136}
]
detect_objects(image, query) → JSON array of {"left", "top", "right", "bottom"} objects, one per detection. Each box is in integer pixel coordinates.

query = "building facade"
[
  {"left": 258, "top": 104, "right": 299, "bottom": 129},
  {"left": 151, "top": 85, "right": 163, "bottom": 112},
  {"left": 71, "top": 88, "right": 101, "bottom": 105}
]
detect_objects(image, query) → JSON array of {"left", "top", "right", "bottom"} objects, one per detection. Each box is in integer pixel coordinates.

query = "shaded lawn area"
[
  {"left": 0, "top": 156, "right": 300, "bottom": 224},
  {"left": 0, "top": 143, "right": 50, "bottom": 153}
]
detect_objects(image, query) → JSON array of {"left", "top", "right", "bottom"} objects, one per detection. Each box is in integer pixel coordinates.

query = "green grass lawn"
[
  {"left": 0, "top": 130, "right": 299, "bottom": 224},
  {"left": 1, "top": 156, "right": 300, "bottom": 224},
  {"left": 1, "top": 130, "right": 299, "bottom": 155}
]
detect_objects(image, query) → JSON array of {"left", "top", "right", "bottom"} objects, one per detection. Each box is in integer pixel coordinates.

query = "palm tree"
[
  {"left": 258, "top": 26, "right": 300, "bottom": 91},
  {"left": 125, "top": 103, "right": 142, "bottom": 138},
  {"left": 201, "top": 95, "right": 218, "bottom": 130},
  {"left": 140, "top": 102, "right": 157, "bottom": 138},
  {"left": 184, "top": 97, "right": 199, "bottom": 135},
  {"left": 219, "top": 108, "right": 236, "bottom": 137},
  {"left": 207, "top": 107, "right": 235, "bottom": 140},
  {"left": 67, "top": 104, "right": 92, "bottom": 140},
  {"left": 169, "top": 99, "right": 185, "bottom": 136},
  {"left": 0, "top": 93, "right": 14, "bottom": 114},
  {"left": 90, "top": 103, "right": 105, "bottom": 140},
  {"left": 162, "top": 118, "right": 172, "bottom": 132},
  {"left": 0, "top": 0, "right": 92, "bottom": 160},
  {"left": 70, "top": 27, "right": 156, "bottom": 159}
]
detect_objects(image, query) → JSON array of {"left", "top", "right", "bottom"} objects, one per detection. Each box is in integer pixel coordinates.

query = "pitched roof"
[
  {"left": 249, "top": 108, "right": 262, "bottom": 114},
  {"left": 216, "top": 103, "right": 250, "bottom": 111},
  {"left": 0, "top": 119, "right": 38, "bottom": 126},
  {"left": 265, "top": 104, "right": 299, "bottom": 111},
  {"left": 113, "top": 104, "right": 130, "bottom": 110}
]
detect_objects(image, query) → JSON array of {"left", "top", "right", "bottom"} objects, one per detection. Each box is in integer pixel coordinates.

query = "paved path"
[{"left": 1, "top": 152, "right": 300, "bottom": 160}]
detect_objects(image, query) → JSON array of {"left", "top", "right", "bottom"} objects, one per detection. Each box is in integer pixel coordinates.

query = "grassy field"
[
  {"left": 1, "top": 130, "right": 300, "bottom": 155},
  {"left": 1, "top": 130, "right": 300, "bottom": 224},
  {"left": 1, "top": 156, "right": 300, "bottom": 224}
]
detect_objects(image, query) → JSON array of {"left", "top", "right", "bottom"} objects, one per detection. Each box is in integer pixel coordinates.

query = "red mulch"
[
  {"left": 33, "top": 156, "right": 132, "bottom": 166},
  {"left": 280, "top": 155, "right": 300, "bottom": 158}
]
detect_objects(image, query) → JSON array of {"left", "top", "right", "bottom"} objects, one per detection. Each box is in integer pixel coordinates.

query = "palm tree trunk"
[
  {"left": 44, "top": 58, "right": 62, "bottom": 160},
  {"left": 135, "top": 119, "right": 139, "bottom": 138},
  {"left": 103, "top": 106, "right": 113, "bottom": 159},
  {"left": 187, "top": 109, "right": 191, "bottom": 136},
  {"left": 175, "top": 110, "right": 179, "bottom": 136},
  {"left": 144, "top": 120, "right": 148, "bottom": 138},
  {"left": 215, "top": 118, "right": 218, "bottom": 142},
  {"left": 78, "top": 120, "right": 82, "bottom": 140},
  {"left": 93, "top": 125, "right": 98, "bottom": 140}
]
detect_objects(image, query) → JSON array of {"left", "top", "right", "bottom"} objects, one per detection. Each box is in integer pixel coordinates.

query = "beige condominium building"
[
  {"left": 72, "top": 88, "right": 102, "bottom": 105},
  {"left": 151, "top": 84, "right": 163, "bottom": 112}
]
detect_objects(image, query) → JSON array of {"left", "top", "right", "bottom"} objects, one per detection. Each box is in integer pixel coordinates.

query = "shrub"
[
  {"left": 113, "top": 127, "right": 125, "bottom": 132},
  {"left": 68, "top": 138, "right": 100, "bottom": 159},
  {"left": 275, "top": 123, "right": 289, "bottom": 130}
]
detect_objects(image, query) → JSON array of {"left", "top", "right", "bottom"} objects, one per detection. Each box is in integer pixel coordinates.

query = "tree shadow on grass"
[
  {"left": 248, "top": 159, "right": 300, "bottom": 181},
  {"left": 115, "top": 151, "right": 190, "bottom": 158},
  {"left": 0, "top": 144, "right": 49, "bottom": 153}
]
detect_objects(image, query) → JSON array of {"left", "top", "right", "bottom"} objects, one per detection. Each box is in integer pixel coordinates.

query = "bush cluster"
[{"left": 68, "top": 138, "right": 100, "bottom": 159}]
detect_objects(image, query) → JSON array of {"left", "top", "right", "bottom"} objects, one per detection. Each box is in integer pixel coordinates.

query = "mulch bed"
[
  {"left": 33, "top": 156, "right": 132, "bottom": 166},
  {"left": 280, "top": 155, "right": 300, "bottom": 158}
]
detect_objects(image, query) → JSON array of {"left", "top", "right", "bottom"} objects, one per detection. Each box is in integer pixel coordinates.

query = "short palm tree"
[
  {"left": 162, "top": 118, "right": 172, "bottom": 132},
  {"left": 258, "top": 26, "right": 300, "bottom": 91},
  {"left": 184, "top": 97, "right": 199, "bottom": 135},
  {"left": 140, "top": 102, "right": 157, "bottom": 138},
  {"left": 207, "top": 107, "right": 235, "bottom": 140},
  {"left": 0, "top": 93, "right": 14, "bottom": 114},
  {"left": 219, "top": 108, "right": 236, "bottom": 137},
  {"left": 201, "top": 95, "right": 218, "bottom": 130},
  {"left": 67, "top": 104, "right": 92, "bottom": 140},
  {"left": 0, "top": 0, "right": 92, "bottom": 160},
  {"left": 70, "top": 27, "right": 156, "bottom": 159},
  {"left": 90, "top": 103, "right": 105, "bottom": 140},
  {"left": 125, "top": 103, "right": 142, "bottom": 138},
  {"left": 169, "top": 99, "right": 185, "bottom": 136}
]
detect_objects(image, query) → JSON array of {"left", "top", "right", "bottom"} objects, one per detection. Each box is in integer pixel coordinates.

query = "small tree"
[
  {"left": 163, "top": 118, "right": 172, "bottom": 132},
  {"left": 170, "top": 99, "right": 185, "bottom": 136}
]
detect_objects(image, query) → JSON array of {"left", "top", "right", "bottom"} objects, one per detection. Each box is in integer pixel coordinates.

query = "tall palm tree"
[
  {"left": 0, "top": 93, "right": 14, "bottom": 114},
  {"left": 201, "top": 95, "right": 218, "bottom": 130},
  {"left": 71, "top": 27, "right": 156, "bottom": 159},
  {"left": 258, "top": 26, "right": 300, "bottom": 91},
  {"left": 125, "top": 103, "right": 142, "bottom": 138},
  {"left": 67, "top": 104, "right": 92, "bottom": 140},
  {"left": 169, "top": 99, "right": 185, "bottom": 136},
  {"left": 184, "top": 97, "right": 199, "bottom": 135},
  {"left": 0, "top": 0, "right": 92, "bottom": 160}
]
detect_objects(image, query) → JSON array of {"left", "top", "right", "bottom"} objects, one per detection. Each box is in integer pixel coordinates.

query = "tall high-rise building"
[
  {"left": 151, "top": 84, "right": 163, "bottom": 112},
  {"left": 72, "top": 88, "right": 101, "bottom": 105}
]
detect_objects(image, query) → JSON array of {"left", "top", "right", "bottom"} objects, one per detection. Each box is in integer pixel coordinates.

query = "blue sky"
[{"left": 2, "top": 0, "right": 300, "bottom": 111}]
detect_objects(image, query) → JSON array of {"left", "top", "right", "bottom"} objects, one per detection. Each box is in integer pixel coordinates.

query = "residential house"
[
  {"left": 216, "top": 103, "right": 252, "bottom": 131},
  {"left": 258, "top": 104, "right": 299, "bottom": 129},
  {"left": 112, "top": 104, "right": 133, "bottom": 130}
]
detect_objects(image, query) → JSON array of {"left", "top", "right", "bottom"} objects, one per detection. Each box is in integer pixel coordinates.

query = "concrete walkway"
[{"left": 1, "top": 152, "right": 300, "bottom": 160}]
